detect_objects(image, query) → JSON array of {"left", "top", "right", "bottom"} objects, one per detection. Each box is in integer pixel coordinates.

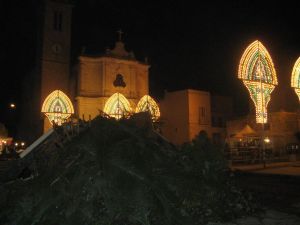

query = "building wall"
[
  {"left": 269, "top": 112, "right": 299, "bottom": 149},
  {"left": 76, "top": 55, "right": 149, "bottom": 119},
  {"left": 76, "top": 97, "right": 106, "bottom": 119},
  {"left": 187, "top": 90, "right": 211, "bottom": 140},
  {"left": 160, "top": 90, "right": 189, "bottom": 145},
  {"left": 41, "top": 61, "right": 70, "bottom": 104},
  {"left": 211, "top": 96, "right": 233, "bottom": 145},
  {"left": 269, "top": 112, "right": 298, "bottom": 136},
  {"left": 160, "top": 89, "right": 215, "bottom": 145}
]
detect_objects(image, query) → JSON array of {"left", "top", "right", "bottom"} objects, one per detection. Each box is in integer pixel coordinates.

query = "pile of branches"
[{"left": 0, "top": 116, "right": 256, "bottom": 225}]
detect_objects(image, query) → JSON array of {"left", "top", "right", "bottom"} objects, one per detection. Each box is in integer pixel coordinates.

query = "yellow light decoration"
[
  {"left": 42, "top": 90, "right": 74, "bottom": 125},
  {"left": 135, "top": 95, "right": 161, "bottom": 121},
  {"left": 103, "top": 92, "right": 132, "bottom": 120},
  {"left": 291, "top": 57, "right": 300, "bottom": 101},
  {"left": 238, "top": 40, "right": 277, "bottom": 123}
]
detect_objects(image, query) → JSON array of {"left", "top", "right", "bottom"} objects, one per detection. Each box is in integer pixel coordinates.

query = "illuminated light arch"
[
  {"left": 42, "top": 90, "right": 74, "bottom": 125},
  {"left": 238, "top": 40, "right": 278, "bottom": 123},
  {"left": 291, "top": 57, "right": 300, "bottom": 101},
  {"left": 103, "top": 92, "right": 132, "bottom": 120},
  {"left": 135, "top": 95, "right": 161, "bottom": 121}
]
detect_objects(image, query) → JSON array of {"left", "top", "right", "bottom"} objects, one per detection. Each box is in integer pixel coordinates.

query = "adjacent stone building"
[{"left": 159, "top": 89, "right": 233, "bottom": 145}]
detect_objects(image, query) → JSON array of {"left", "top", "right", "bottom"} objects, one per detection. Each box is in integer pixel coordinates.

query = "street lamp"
[
  {"left": 10, "top": 103, "right": 16, "bottom": 109},
  {"left": 264, "top": 137, "right": 270, "bottom": 144}
]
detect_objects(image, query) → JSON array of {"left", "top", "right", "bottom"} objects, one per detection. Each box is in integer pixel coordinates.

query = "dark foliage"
[{"left": 0, "top": 117, "right": 255, "bottom": 224}]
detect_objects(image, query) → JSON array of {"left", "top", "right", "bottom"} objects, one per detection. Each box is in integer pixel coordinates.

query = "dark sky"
[{"left": 1, "top": 0, "right": 300, "bottom": 135}]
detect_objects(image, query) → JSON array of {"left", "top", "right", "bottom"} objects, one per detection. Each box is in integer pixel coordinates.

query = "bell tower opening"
[{"left": 53, "top": 11, "right": 63, "bottom": 31}]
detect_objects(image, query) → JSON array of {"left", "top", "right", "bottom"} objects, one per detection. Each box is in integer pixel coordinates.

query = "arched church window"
[
  {"left": 135, "top": 95, "right": 160, "bottom": 121},
  {"left": 103, "top": 92, "right": 131, "bottom": 120},
  {"left": 42, "top": 90, "right": 74, "bottom": 125}
]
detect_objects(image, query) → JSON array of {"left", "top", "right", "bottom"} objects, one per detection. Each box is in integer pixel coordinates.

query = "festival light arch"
[
  {"left": 238, "top": 40, "right": 278, "bottom": 123},
  {"left": 135, "top": 95, "right": 160, "bottom": 121},
  {"left": 291, "top": 57, "right": 300, "bottom": 101},
  {"left": 41, "top": 90, "right": 74, "bottom": 125},
  {"left": 103, "top": 92, "right": 132, "bottom": 120}
]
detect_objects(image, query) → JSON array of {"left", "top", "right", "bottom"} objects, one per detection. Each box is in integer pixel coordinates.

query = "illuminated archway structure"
[
  {"left": 291, "top": 57, "right": 300, "bottom": 101},
  {"left": 103, "top": 92, "right": 132, "bottom": 120},
  {"left": 136, "top": 95, "right": 160, "bottom": 121},
  {"left": 42, "top": 90, "right": 74, "bottom": 125},
  {"left": 238, "top": 40, "right": 278, "bottom": 123}
]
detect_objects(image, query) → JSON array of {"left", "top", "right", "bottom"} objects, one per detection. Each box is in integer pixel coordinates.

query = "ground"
[
  {"left": 224, "top": 161, "right": 300, "bottom": 225},
  {"left": 208, "top": 209, "right": 300, "bottom": 224}
]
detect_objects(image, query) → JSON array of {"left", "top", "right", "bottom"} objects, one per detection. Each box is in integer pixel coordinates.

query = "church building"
[
  {"left": 76, "top": 35, "right": 150, "bottom": 121},
  {"left": 22, "top": 0, "right": 160, "bottom": 141}
]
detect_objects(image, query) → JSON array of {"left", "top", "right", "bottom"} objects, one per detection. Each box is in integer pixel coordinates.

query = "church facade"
[{"left": 76, "top": 41, "right": 149, "bottom": 121}]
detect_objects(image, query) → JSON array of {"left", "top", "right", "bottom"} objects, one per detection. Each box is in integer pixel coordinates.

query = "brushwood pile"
[{"left": 0, "top": 115, "right": 255, "bottom": 225}]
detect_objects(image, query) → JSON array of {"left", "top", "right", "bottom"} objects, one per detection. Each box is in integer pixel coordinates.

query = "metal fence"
[{"left": 226, "top": 147, "right": 299, "bottom": 165}]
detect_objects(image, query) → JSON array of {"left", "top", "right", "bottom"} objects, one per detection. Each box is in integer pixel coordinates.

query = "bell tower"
[
  {"left": 39, "top": 0, "right": 72, "bottom": 104},
  {"left": 20, "top": 0, "right": 73, "bottom": 141},
  {"left": 37, "top": 0, "right": 73, "bottom": 132}
]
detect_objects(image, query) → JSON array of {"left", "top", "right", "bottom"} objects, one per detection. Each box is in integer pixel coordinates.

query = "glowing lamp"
[
  {"left": 291, "top": 57, "right": 300, "bottom": 101},
  {"left": 238, "top": 40, "right": 278, "bottom": 123},
  {"left": 42, "top": 90, "right": 74, "bottom": 125},
  {"left": 135, "top": 95, "right": 160, "bottom": 121},
  {"left": 103, "top": 92, "right": 131, "bottom": 120},
  {"left": 264, "top": 137, "right": 270, "bottom": 143},
  {"left": 10, "top": 103, "right": 16, "bottom": 109}
]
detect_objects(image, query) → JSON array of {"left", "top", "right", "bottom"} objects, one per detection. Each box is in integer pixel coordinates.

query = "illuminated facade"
[
  {"left": 291, "top": 57, "right": 300, "bottom": 101},
  {"left": 42, "top": 90, "right": 74, "bottom": 129},
  {"left": 136, "top": 95, "right": 160, "bottom": 121},
  {"left": 238, "top": 40, "right": 278, "bottom": 123},
  {"left": 103, "top": 93, "right": 132, "bottom": 119},
  {"left": 76, "top": 38, "right": 150, "bottom": 120}
]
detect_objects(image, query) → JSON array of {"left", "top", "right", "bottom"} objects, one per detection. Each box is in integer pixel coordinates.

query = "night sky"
[{"left": 1, "top": 0, "right": 300, "bottom": 136}]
